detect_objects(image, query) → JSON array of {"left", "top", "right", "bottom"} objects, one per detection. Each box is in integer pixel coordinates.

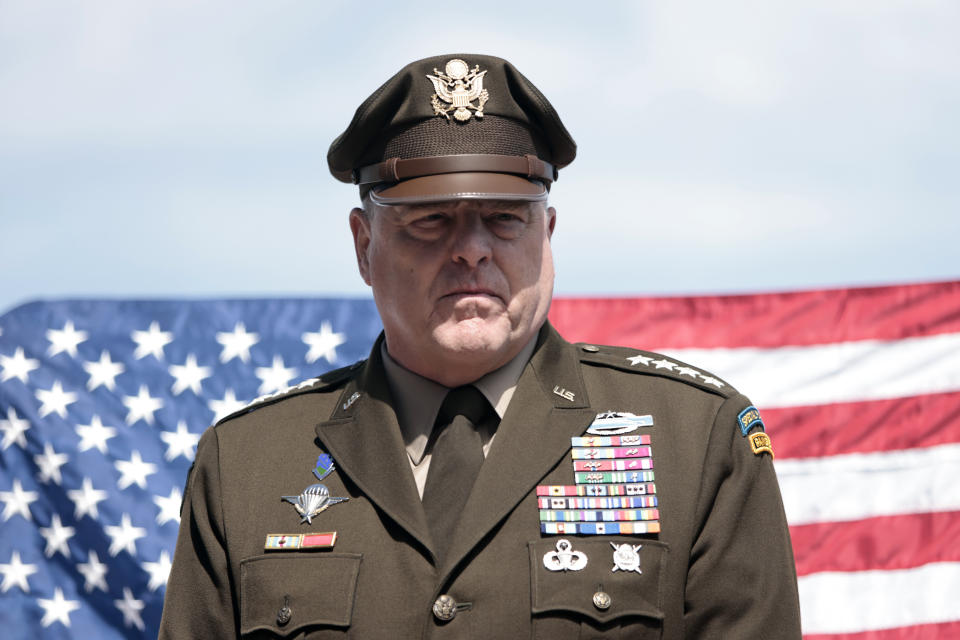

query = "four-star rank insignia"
[{"left": 426, "top": 59, "right": 489, "bottom": 122}]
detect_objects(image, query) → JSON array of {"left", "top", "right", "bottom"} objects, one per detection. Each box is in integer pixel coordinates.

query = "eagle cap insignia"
[{"left": 426, "top": 59, "right": 489, "bottom": 122}]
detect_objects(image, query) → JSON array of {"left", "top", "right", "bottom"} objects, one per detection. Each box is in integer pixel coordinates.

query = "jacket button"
[
  {"left": 592, "top": 591, "right": 611, "bottom": 610},
  {"left": 432, "top": 594, "right": 457, "bottom": 621},
  {"left": 277, "top": 605, "right": 292, "bottom": 626},
  {"left": 581, "top": 345, "right": 600, "bottom": 353}
]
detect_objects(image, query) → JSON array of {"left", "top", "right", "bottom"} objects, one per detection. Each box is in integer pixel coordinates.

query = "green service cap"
[{"left": 327, "top": 54, "right": 576, "bottom": 204}]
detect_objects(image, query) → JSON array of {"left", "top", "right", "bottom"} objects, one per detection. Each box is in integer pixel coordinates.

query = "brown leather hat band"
[{"left": 354, "top": 153, "right": 557, "bottom": 186}]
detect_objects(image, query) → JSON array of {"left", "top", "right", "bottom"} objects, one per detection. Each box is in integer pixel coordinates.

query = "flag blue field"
[{"left": 0, "top": 299, "right": 382, "bottom": 637}]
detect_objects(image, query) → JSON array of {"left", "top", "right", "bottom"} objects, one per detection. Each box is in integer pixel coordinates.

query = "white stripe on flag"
[
  {"left": 798, "top": 562, "right": 960, "bottom": 634},
  {"left": 774, "top": 442, "right": 960, "bottom": 526},
  {"left": 664, "top": 331, "right": 960, "bottom": 408}
]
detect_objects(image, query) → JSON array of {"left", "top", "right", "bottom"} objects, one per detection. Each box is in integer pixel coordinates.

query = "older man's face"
[{"left": 350, "top": 198, "right": 556, "bottom": 387}]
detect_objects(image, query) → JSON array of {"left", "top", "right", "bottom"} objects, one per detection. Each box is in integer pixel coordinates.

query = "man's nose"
[{"left": 450, "top": 215, "right": 492, "bottom": 267}]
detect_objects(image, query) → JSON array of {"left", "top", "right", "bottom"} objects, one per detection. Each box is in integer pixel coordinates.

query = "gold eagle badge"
[{"left": 426, "top": 59, "right": 489, "bottom": 122}]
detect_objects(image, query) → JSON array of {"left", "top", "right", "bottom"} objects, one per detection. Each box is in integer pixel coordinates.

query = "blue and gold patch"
[{"left": 737, "top": 406, "right": 765, "bottom": 436}]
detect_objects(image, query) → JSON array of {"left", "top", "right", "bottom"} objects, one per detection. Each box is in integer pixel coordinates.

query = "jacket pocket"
[
  {"left": 239, "top": 553, "right": 362, "bottom": 638},
  {"left": 529, "top": 538, "right": 666, "bottom": 639}
]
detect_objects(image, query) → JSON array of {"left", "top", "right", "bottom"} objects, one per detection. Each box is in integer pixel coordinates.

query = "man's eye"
[{"left": 412, "top": 213, "right": 448, "bottom": 226}]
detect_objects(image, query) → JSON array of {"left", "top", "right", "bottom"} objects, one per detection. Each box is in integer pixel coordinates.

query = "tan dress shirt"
[{"left": 380, "top": 337, "right": 537, "bottom": 497}]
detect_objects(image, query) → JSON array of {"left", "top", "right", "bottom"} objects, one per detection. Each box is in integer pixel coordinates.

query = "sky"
[{"left": 1, "top": 0, "right": 958, "bottom": 315}]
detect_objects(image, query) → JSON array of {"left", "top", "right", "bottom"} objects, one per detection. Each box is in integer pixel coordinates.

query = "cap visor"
[{"left": 369, "top": 172, "right": 547, "bottom": 205}]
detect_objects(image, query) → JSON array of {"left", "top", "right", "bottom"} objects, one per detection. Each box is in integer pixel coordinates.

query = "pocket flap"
[
  {"left": 530, "top": 538, "right": 666, "bottom": 625},
  {"left": 240, "top": 553, "right": 362, "bottom": 636}
]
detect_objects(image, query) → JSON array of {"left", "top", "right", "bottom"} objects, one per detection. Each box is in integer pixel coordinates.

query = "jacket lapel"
[
  {"left": 440, "top": 324, "right": 595, "bottom": 578},
  {"left": 314, "top": 337, "right": 434, "bottom": 556}
]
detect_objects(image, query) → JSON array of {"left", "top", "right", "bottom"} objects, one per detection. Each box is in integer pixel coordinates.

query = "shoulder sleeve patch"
[
  {"left": 749, "top": 431, "right": 774, "bottom": 458},
  {"left": 737, "top": 405, "right": 765, "bottom": 436}
]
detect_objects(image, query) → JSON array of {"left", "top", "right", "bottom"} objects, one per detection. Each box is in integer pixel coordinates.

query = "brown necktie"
[{"left": 422, "top": 385, "right": 493, "bottom": 564}]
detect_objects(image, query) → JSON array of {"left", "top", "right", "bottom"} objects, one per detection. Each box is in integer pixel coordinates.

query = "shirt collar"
[{"left": 381, "top": 335, "right": 538, "bottom": 464}]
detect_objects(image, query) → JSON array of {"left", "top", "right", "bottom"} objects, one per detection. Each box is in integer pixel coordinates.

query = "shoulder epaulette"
[
  {"left": 215, "top": 359, "right": 364, "bottom": 426},
  {"left": 574, "top": 342, "right": 737, "bottom": 398}
]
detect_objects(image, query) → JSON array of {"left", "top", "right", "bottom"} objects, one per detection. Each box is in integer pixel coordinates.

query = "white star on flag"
[
  {"left": 1, "top": 478, "right": 38, "bottom": 521},
  {"left": 36, "top": 380, "right": 78, "bottom": 419},
  {"left": 154, "top": 487, "right": 182, "bottom": 526},
  {"left": 77, "top": 550, "right": 109, "bottom": 593},
  {"left": 115, "top": 587, "right": 146, "bottom": 631},
  {"left": 302, "top": 321, "right": 347, "bottom": 364},
  {"left": 216, "top": 322, "right": 259, "bottom": 363},
  {"left": 82, "top": 350, "right": 125, "bottom": 391},
  {"left": 1, "top": 407, "right": 30, "bottom": 450},
  {"left": 160, "top": 421, "right": 200, "bottom": 461},
  {"left": 75, "top": 415, "right": 117, "bottom": 454},
  {"left": 0, "top": 550, "right": 38, "bottom": 593},
  {"left": 39, "top": 514, "right": 75, "bottom": 559},
  {"left": 168, "top": 354, "right": 212, "bottom": 396},
  {"left": 626, "top": 354, "right": 653, "bottom": 366},
  {"left": 208, "top": 388, "right": 246, "bottom": 422},
  {"left": 115, "top": 450, "right": 157, "bottom": 490},
  {"left": 122, "top": 385, "right": 163, "bottom": 425},
  {"left": 255, "top": 355, "right": 298, "bottom": 395},
  {"left": 0, "top": 347, "right": 40, "bottom": 383},
  {"left": 143, "top": 550, "right": 172, "bottom": 592},
  {"left": 38, "top": 587, "right": 80, "bottom": 628},
  {"left": 105, "top": 513, "right": 146, "bottom": 557},
  {"left": 131, "top": 321, "right": 173, "bottom": 360},
  {"left": 46, "top": 320, "right": 88, "bottom": 358},
  {"left": 67, "top": 477, "right": 108, "bottom": 520},
  {"left": 34, "top": 442, "right": 69, "bottom": 485}
]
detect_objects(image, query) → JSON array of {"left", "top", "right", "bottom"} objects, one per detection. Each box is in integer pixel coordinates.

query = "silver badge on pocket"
[
  {"left": 543, "top": 539, "right": 588, "bottom": 572},
  {"left": 610, "top": 542, "right": 642, "bottom": 574}
]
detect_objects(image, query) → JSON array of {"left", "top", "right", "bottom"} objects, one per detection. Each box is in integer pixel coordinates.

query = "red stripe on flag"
[
  {"left": 803, "top": 620, "right": 960, "bottom": 640},
  {"left": 550, "top": 280, "right": 960, "bottom": 349},
  {"left": 767, "top": 391, "right": 960, "bottom": 460},
  {"left": 791, "top": 511, "right": 960, "bottom": 576}
]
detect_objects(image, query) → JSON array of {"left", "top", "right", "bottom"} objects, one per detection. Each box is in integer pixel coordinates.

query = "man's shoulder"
[
  {"left": 569, "top": 340, "right": 738, "bottom": 399},
  {"left": 214, "top": 360, "right": 364, "bottom": 427}
]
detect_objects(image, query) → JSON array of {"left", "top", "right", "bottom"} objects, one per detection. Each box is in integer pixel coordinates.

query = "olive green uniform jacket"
[{"left": 160, "top": 324, "right": 801, "bottom": 639}]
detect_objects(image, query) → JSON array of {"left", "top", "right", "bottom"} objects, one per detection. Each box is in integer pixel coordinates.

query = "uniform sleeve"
[
  {"left": 159, "top": 427, "right": 238, "bottom": 639},
  {"left": 683, "top": 393, "right": 802, "bottom": 637}
]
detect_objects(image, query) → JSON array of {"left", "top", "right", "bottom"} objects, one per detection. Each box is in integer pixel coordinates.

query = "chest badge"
[
  {"left": 281, "top": 453, "right": 348, "bottom": 524},
  {"left": 610, "top": 542, "right": 643, "bottom": 574},
  {"left": 543, "top": 539, "right": 588, "bottom": 572},
  {"left": 586, "top": 411, "right": 653, "bottom": 435}
]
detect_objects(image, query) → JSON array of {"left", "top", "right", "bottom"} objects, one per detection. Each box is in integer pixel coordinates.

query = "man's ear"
[
  {"left": 546, "top": 205, "right": 557, "bottom": 238},
  {"left": 349, "top": 208, "right": 373, "bottom": 285}
]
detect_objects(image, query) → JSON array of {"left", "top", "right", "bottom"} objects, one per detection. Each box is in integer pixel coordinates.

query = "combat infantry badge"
[{"left": 426, "top": 59, "right": 489, "bottom": 122}]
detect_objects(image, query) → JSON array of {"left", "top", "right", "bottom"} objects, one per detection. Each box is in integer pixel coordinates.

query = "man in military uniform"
[{"left": 161, "top": 54, "right": 801, "bottom": 638}]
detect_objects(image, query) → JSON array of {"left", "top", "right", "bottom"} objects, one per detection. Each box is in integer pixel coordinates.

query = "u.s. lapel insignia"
[
  {"left": 543, "top": 539, "right": 588, "bottom": 572},
  {"left": 282, "top": 453, "right": 348, "bottom": 524},
  {"left": 426, "top": 59, "right": 489, "bottom": 122},
  {"left": 586, "top": 411, "right": 654, "bottom": 435},
  {"left": 610, "top": 542, "right": 642, "bottom": 574}
]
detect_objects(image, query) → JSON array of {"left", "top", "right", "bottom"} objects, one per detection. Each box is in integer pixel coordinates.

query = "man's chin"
[{"left": 430, "top": 317, "right": 512, "bottom": 356}]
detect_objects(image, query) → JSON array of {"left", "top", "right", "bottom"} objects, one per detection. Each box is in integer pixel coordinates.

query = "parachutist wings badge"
[
  {"left": 282, "top": 483, "right": 348, "bottom": 524},
  {"left": 427, "top": 59, "right": 489, "bottom": 122}
]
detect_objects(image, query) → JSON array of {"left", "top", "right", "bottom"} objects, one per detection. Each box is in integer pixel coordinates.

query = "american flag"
[{"left": 1, "top": 282, "right": 958, "bottom": 638}]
